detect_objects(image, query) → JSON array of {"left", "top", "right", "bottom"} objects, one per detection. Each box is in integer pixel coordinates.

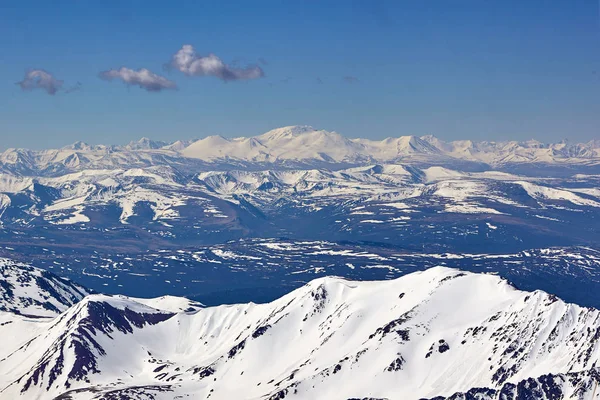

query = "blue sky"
[{"left": 1, "top": 0, "right": 599, "bottom": 149}]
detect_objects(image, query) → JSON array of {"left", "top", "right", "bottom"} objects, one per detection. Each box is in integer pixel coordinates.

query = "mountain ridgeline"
[
  {"left": 1, "top": 126, "right": 599, "bottom": 176},
  {"left": 1, "top": 261, "right": 600, "bottom": 399}
]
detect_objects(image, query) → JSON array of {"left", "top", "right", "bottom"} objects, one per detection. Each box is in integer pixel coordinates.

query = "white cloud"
[
  {"left": 17, "top": 69, "right": 64, "bottom": 95},
  {"left": 99, "top": 67, "right": 177, "bottom": 92},
  {"left": 170, "top": 45, "right": 264, "bottom": 81}
]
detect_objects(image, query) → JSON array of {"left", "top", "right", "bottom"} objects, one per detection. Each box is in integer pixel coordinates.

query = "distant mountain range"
[
  {"left": 1, "top": 126, "right": 599, "bottom": 176},
  {"left": 0, "top": 161, "right": 599, "bottom": 251},
  {"left": 2, "top": 260, "right": 600, "bottom": 399}
]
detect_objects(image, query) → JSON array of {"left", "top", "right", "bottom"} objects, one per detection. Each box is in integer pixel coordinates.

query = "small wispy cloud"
[
  {"left": 65, "top": 81, "right": 83, "bottom": 93},
  {"left": 169, "top": 45, "right": 264, "bottom": 81},
  {"left": 343, "top": 76, "right": 359, "bottom": 84},
  {"left": 99, "top": 67, "right": 177, "bottom": 92},
  {"left": 17, "top": 69, "right": 64, "bottom": 95}
]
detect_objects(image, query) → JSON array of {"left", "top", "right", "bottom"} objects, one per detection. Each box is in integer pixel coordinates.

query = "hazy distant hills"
[{"left": 1, "top": 126, "right": 599, "bottom": 176}]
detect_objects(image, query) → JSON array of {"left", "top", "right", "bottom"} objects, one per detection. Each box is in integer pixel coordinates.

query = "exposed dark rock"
[
  {"left": 385, "top": 356, "right": 405, "bottom": 372},
  {"left": 252, "top": 324, "right": 271, "bottom": 338},
  {"left": 228, "top": 339, "right": 246, "bottom": 359},
  {"left": 368, "top": 309, "right": 414, "bottom": 341}
]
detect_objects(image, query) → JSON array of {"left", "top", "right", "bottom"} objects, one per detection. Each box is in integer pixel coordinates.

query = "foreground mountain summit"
[{"left": 1, "top": 260, "right": 600, "bottom": 399}]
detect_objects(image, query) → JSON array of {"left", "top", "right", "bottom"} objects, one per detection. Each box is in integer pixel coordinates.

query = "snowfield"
[{"left": 2, "top": 262, "right": 600, "bottom": 399}]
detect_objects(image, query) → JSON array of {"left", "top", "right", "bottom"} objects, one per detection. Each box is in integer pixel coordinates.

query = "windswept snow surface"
[{"left": 2, "top": 265, "right": 600, "bottom": 399}]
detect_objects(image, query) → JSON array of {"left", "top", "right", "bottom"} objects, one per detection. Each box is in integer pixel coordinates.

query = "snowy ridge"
[
  {"left": 0, "top": 258, "right": 90, "bottom": 317},
  {"left": 2, "top": 267, "right": 600, "bottom": 399},
  {"left": 1, "top": 126, "right": 599, "bottom": 176},
  {"left": 1, "top": 162, "right": 599, "bottom": 229}
]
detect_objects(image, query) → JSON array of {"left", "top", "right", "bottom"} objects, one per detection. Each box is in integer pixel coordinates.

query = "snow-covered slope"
[
  {"left": 1, "top": 126, "right": 599, "bottom": 176},
  {"left": 0, "top": 258, "right": 90, "bottom": 317},
  {"left": 2, "top": 266, "right": 600, "bottom": 399}
]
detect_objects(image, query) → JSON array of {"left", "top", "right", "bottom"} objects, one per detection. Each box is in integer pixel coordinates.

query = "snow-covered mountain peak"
[
  {"left": 64, "top": 141, "right": 94, "bottom": 151},
  {"left": 125, "top": 137, "right": 169, "bottom": 150},
  {"left": 257, "top": 125, "right": 317, "bottom": 140},
  {"left": 522, "top": 138, "right": 545, "bottom": 148},
  {"left": 396, "top": 134, "right": 442, "bottom": 154},
  {"left": 162, "top": 139, "right": 198, "bottom": 151},
  {"left": 258, "top": 125, "right": 351, "bottom": 144},
  {"left": 183, "top": 125, "right": 362, "bottom": 163},
  {"left": 182, "top": 134, "right": 270, "bottom": 161},
  {"left": 3, "top": 263, "right": 600, "bottom": 398},
  {"left": 128, "top": 295, "right": 204, "bottom": 313},
  {"left": 70, "top": 293, "right": 204, "bottom": 315},
  {"left": 204, "top": 134, "right": 230, "bottom": 143},
  {"left": 419, "top": 134, "right": 441, "bottom": 145},
  {"left": 68, "top": 293, "right": 178, "bottom": 324}
]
